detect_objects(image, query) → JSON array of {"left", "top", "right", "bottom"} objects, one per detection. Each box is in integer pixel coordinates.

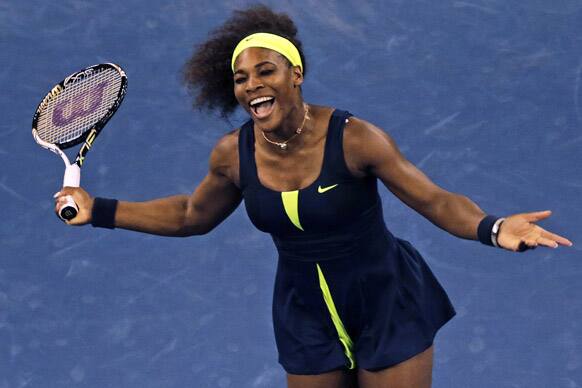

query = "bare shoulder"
[
  {"left": 209, "top": 128, "right": 241, "bottom": 187},
  {"left": 343, "top": 116, "right": 401, "bottom": 177}
]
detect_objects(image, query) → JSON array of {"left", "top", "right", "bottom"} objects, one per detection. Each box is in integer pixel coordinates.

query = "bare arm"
[
  {"left": 343, "top": 118, "right": 573, "bottom": 250},
  {"left": 344, "top": 117, "right": 485, "bottom": 240},
  {"left": 56, "top": 131, "right": 242, "bottom": 237}
]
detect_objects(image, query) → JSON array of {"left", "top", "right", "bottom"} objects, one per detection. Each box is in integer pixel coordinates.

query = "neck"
[{"left": 266, "top": 102, "right": 308, "bottom": 143}]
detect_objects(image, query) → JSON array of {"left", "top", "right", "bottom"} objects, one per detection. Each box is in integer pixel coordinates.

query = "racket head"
[{"left": 32, "top": 63, "right": 127, "bottom": 150}]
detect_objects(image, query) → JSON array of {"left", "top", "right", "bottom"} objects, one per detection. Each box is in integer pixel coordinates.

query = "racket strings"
[{"left": 36, "top": 68, "right": 122, "bottom": 146}]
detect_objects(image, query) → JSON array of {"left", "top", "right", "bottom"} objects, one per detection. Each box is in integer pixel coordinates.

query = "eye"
[
  {"left": 260, "top": 69, "right": 274, "bottom": 76},
  {"left": 234, "top": 76, "right": 246, "bottom": 85}
]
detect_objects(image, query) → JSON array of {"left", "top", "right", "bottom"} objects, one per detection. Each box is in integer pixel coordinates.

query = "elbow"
[
  {"left": 172, "top": 229, "right": 207, "bottom": 238},
  {"left": 174, "top": 222, "right": 213, "bottom": 237},
  {"left": 174, "top": 202, "right": 211, "bottom": 237},
  {"left": 179, "top": 229, "right": 211, "bottom": 237}
]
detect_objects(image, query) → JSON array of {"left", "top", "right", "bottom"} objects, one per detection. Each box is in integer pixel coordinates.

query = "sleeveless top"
[
  {"left": 238, "top": 109, "right": 457, "bottom": 374},
  {"left": 239, "top": 109, "right": 392, "bottom": 261}
]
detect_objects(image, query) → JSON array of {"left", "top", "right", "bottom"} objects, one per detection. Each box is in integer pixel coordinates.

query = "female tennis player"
[{"left": 54, "top": 5, "right": 572, "bottom": 388}]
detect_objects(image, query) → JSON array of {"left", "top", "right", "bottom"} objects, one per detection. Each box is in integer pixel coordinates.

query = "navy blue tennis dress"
[{"left": 239, "top": 109, "right": 456, "bottom": 375}]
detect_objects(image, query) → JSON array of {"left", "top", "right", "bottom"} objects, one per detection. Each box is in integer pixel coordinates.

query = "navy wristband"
[
  {"left": 91, "top": 197, "right": 118, "bottom": 229},
  {"left": 477, "top": 215, "right": 499, "bottom": 246}
]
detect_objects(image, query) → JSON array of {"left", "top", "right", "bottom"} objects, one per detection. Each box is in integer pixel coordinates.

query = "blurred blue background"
[{"left": 1, "top": 1, "right": 581, "bottom": 387}]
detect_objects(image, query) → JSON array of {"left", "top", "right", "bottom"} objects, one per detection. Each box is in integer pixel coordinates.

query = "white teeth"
[{"left": 249, "top": 96, "right": 275, "bottom": 107}]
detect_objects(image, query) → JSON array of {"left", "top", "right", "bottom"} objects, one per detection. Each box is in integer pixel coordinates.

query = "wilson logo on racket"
[{"left": 52, "top": 82, "right": 108, "bottom": 127}]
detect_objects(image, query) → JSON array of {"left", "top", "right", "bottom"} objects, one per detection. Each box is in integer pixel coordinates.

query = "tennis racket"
[{"left": 32, "top": 63, "right": 127, "bottom": 221}]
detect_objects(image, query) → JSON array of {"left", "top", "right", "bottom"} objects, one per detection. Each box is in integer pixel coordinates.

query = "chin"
[{"left": 255, "top": 111, "right": 284, "bottom": 131}]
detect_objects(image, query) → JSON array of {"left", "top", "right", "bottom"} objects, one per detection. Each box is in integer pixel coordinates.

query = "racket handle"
[
  {"left": 59, "top": 196, "right": 78, "bottom": 221},
  {"left": 58, "top": 164, "right": 81, "bottom": 221},
  {"left": 63, "top": 164, "right": 81, "bottom": 188}
]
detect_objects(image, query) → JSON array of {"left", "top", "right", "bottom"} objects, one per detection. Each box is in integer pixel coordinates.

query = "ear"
[{"left": 292, "top": 66, "right": 304, "bottom": 88}]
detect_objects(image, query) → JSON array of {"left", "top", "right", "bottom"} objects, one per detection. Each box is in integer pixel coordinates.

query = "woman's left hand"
[{"left": 497, "top": 210, "right": 573, "bottom": 252}]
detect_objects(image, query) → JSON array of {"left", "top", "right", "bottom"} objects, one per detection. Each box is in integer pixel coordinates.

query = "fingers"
[
  {"left": 53, "top": 192, "right": 68, "bottom": 211},
  {"left": 502, "top": 211, "right": 573, "bottom": 252},
  {"left": 517, "top": 241, "right": 536, "bottom": 252},
  {"left": 52, "top": 187, "right": 92, "bottom": 225},
  {"left": 515, "top": 237, "right": 550, "bottom": 252},
  {"left": 540, "top": 229, "right": 573, "bottom": 247},
  {"left": 514, "top": 234, "right": 572, "bottom": 252},
  {"left": 522, "top": 210, "right": 552, "bottom": 223},
  {"left": 55, "top": 186, "right": 78, "bottom": 197},
  {"left": 535, "top": 236, "right": 559, "bottom": 249},
  {"left": 53, "top": 193, "right": 75, "bottom": 223}
]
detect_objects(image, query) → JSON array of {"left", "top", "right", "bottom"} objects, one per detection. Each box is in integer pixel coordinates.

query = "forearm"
[
  {"left": 420, "top": 192, "right": 486, "bottom": 240},
  {"left": 113, "top": 195, "right": 202, "bottom": 237}
]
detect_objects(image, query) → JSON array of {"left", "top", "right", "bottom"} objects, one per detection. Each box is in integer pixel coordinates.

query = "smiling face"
[{"left": 233, "top": 47, "right": 304, "bottom": 132}]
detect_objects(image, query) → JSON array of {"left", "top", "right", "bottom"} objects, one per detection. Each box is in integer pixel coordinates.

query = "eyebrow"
[{"left": 234, "top": 61, "right": 276, "bottom": 75}]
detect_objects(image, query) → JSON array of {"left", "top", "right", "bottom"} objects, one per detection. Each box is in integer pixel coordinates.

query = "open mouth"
[{"left": 249, "top": 96, "right": 275, "bottom": 119}]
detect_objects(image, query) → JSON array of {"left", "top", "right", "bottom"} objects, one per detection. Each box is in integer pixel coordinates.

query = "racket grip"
[
  {"left": 59, "top": 196, "right": 78, "bottom": 221},
  {"left": 63, "top": 164, "right": 81, "bottom": 188},
  {"left": 58, "top": 164, "right": 81, "bottom": 221}
]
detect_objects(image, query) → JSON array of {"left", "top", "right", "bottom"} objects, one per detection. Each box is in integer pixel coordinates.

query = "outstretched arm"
[
  {"left": 55, "top": 132, "right": 242, "bottom": 237},
  {"left": 343, "top": 117, "right": 572, "bottom": 250}
]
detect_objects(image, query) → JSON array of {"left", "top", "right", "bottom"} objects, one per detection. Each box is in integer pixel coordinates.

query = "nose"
[{"left": 246, "top": 74, "right": 263, "bottom": 93}]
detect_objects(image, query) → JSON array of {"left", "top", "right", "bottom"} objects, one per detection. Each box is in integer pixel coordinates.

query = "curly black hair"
[{"left": 182, "top": 5, "right": 306, "bottom": 118}]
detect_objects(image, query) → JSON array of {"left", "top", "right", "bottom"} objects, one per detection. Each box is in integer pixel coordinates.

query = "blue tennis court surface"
[{"left": 1, "top": 1, "right": 581, "bottom": 387}]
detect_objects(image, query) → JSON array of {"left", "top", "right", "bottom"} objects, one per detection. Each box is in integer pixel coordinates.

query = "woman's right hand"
[{"left": 54, "top": 187, "right": 94, "bottom": 226}]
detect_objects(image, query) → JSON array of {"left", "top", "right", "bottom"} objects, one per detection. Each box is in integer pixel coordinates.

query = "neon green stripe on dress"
[
  {"left": 316, "top": 263, "right": 356, "bottom": 369},
  {"left": 281, "top": 190, "right": 304, "bottom": 231}
]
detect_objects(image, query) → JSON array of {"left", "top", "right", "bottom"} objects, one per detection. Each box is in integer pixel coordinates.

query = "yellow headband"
[{"left": 231, "top": 32, "right": 303, "bottom": 73}]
